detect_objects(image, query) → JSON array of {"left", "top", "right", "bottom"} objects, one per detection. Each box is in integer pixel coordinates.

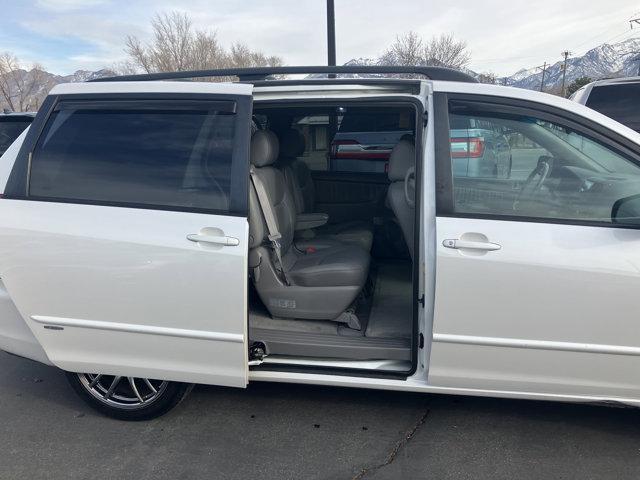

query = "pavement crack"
[{"left": 352, "top": 407, "right": 431, "bottom": 480}]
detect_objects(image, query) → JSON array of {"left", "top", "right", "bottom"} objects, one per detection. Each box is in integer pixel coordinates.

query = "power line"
[
  {"left": 475, "top": 12, "right": 640, "bottom": 77},
  {"left": 571, "top": 23, "right": 623, "bottom": 52}
]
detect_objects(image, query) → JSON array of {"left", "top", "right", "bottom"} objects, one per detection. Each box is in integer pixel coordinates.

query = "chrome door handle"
[
  {"left": 187, "top": 234, "right": 240, "bottom": 246},
  {"left": 442, "top": 239, "right": 501, "bottom": 251}
]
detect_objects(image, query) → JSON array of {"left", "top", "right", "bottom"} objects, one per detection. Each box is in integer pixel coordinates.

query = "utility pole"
[
  {"left": 537, "top": 62, "right": 548, "bottom": 92},
  {"left": 629, "top": 17, "right": 640, "bottom": 76},
  {"left": 560, "top": 51, "right": 571, "bottom": 97}
]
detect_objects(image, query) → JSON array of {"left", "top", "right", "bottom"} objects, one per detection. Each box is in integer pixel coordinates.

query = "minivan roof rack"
[{"left": 91, "top": 65, "right": 478, "bottom": 83}]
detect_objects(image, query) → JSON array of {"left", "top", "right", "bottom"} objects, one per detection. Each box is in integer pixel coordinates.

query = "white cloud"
[{"left": 36, "top": 0, "right": 108, "bottom": 11}]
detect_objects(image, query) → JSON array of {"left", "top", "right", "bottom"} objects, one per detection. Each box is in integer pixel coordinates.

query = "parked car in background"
[
  {"left": 330, "top": 106, "right": 413, "bottom": 172},
  {"left": 571, "top": 77, "right": 640, "bottom": 133},
  {"left": 0, "top": 112, "right": 36, "bottom": 157},
  {"left": 331, "top": 106, "right": 513, "bottom": 178},
  {"left": 449, "top": 115, "right": 512, "bottom": 178}
]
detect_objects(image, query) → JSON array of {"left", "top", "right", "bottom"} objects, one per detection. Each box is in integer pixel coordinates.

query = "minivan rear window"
[
  {"left": 29, "top": 100, "right": 244, "bottom": 214},
  {"left": 586, "top": 84, "right": 640, "bottom": 133}
]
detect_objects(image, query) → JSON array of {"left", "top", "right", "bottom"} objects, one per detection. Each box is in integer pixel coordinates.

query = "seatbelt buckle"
[{"left": 268, "top": 233, "right": 282, "bottom": 248}]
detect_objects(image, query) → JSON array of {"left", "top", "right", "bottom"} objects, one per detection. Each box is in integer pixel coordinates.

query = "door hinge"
[
  {"left": 417, "top": 294, "right": 425, "bottom": 307},
  {"left": 419, "top": 333, "right": 424, "bottom": 349},
  {"left": 423, "top": 111, "right": 429, "bottom": 126}
]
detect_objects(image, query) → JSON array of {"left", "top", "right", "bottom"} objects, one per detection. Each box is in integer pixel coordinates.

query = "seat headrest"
[
  {"left": 279, "top": 129, "right": 306, "bottom": 158},
  {"left": 251, "top": 130, "right": 279, "bottom": 167},
  {"left": 388, "top": 139, "right": 415, "bottom": 181}
]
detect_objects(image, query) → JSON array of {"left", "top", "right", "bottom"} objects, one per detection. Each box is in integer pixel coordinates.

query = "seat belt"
[{"left": 249, "top": 166, "right": 290, "bottom": 286}]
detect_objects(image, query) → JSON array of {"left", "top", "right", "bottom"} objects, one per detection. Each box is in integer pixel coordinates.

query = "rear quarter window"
[{"left": 586, "top": 84, "right": 640, "bottom": 133}]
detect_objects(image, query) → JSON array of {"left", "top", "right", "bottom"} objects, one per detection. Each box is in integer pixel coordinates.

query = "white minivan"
[{"left": 2, "top": 66, "right": 640, "bottom": 420}]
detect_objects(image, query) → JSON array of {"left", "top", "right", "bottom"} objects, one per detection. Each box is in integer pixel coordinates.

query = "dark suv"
[
  {"left": 571, "top": 77, "right": 640, "bottom": 133},
  {"left": 0, "top": 112, "right": 36, "bottom": 157}
]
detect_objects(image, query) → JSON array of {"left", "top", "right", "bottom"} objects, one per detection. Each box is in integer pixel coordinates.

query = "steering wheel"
[{"left": 513, "top": 155, "right": 553, "bottom": 211}]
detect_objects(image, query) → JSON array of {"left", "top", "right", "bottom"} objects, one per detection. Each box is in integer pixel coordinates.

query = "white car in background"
[
  {"left": 1, "top": 66, "right": 640, "bottom": 420},
  {"left": 571, "top": 76, "right": 640, "bottom": 132}
]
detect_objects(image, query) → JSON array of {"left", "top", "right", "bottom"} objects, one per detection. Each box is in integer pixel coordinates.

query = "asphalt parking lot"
[{"left": 2, "top": 351, "right": 640, "bottom": 480}]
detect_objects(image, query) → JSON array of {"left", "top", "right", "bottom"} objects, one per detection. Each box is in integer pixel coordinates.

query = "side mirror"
[{"left": 612, "top": 194, "right": 640, "bottom": 226}]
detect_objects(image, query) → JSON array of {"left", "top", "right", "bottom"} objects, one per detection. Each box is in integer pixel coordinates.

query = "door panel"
[
  {"left": 0, "top": 82, "right": 252, "bottom": 387},
  {"left": 431, "top": 93, "right": 640, "bottom": 399},
  {"left": 0, "top": 201, "right": 248, "bottom": 386},
  {"left": 431, "top": 216, "right": 640, "bottom": 398}
]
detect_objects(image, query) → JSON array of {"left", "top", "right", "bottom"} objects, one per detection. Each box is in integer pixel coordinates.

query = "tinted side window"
[
  {"left": 448, "top": 103, "right": 640, "bottom": 225},
  {"left": 586, "top": 84, "right": 640, "bottom": 133},
  {"left": 0, "top": 119, "right": 32, "bottom": 155},
  {"left": 29, "top": 101, "right": 242, "bottom": 213}
]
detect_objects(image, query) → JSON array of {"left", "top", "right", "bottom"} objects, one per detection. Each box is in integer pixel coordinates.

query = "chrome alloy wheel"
[{"left": 76, "top": 374, "right": 169, "bottom": 410}]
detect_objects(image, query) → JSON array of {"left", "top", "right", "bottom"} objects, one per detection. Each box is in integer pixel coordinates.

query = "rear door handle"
[
  {"left": 187, "top": 234, "right": 240, "bottom": 246},
  {"left": 442, "top": 239, "right": 501, "bottom": 251}
]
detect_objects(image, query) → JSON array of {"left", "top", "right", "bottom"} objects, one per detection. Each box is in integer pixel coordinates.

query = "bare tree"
[
  {"left": 0, "top": 52, "right": 47, "bottom": 112},
  {"left": 379, "top": 32, "right": 470, "bottom": 70},
  {"left": 379, "top": 31, "right": 426, "bottom": 67},
  {"left": 424, "top": 34, "right": 470, "bottom": 70},
  {"left": 124, "top": 11, "right": 283, "bottom": 78},
  {"left": 477, "top": 72, "right": 498, "bottom": 84}
]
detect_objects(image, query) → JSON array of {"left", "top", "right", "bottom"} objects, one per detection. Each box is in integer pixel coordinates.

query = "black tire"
[{"left": 65, "top": 371, "right": 193, "bottom": 421}]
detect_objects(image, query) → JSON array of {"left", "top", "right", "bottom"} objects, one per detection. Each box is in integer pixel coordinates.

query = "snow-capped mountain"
[
  {"left": 501, "top": 37, "right": 640, "bottom": 90},
  {"left": 0, "top": 68, "right": 115, "bottom": 112},
  {"left": 343, "top": 37, "right": 640, "bottom": 91}
]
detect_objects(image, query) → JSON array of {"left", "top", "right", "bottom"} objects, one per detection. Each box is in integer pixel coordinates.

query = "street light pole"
[
  {"left": 326, "top": 0, "right": 337, "bottom": 169},
  {"left": 327, "top": 0, "right": 336, "bottom": 68}
]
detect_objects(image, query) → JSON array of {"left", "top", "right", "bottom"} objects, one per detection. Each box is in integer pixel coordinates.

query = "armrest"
[{"left": 295, "top": 213, "right": 329, "bottom": 231}]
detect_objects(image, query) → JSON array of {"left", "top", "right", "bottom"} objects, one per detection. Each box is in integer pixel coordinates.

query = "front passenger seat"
[
  {"left": 386, "top": 139, "right": 416, "bottom": 258},
  {"left": 248, "top": 130, "right": 371, "bottom": 322}
]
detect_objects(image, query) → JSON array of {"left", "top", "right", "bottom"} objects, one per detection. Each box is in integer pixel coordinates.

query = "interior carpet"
[{"left": 364, "top": 261, "right": 413, "bottom": 339}]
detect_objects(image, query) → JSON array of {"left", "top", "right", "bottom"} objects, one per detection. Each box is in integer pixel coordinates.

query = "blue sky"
[{"left": 1, "top": 0, "right": 639, "bottom": 76}]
